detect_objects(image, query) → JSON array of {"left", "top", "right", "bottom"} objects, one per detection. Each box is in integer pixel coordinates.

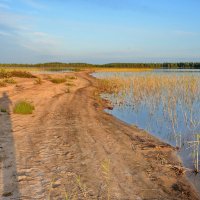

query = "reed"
[
  {"left": 93, "top": 67, "right": 153, "bottom": 72},
  {"left": 99, "top": 74, "right": 200, "bottom": 172}
]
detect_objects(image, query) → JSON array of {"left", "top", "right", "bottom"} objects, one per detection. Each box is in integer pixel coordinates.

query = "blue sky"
[{"left": 0, "top": 0, "right": 200, "bottom": 63}]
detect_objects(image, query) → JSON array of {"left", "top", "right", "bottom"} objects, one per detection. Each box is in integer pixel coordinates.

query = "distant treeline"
[
  {"left": 0, "top": 62, "right": 200, "bottom": 69},
  {"left": 102, "top": 62, "right": 200, "bottom": 69}
]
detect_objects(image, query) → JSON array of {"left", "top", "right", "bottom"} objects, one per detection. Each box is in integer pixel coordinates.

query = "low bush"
[
  {"left": 10, "top": 70, "right": 35, "bottom": 78},
  {"left": 0, "top": 69, "right": 35, "bottom": 78},
  {"left": 3, "top": 78, "right": 16, "bottom": 84},
  {"left": 50, "top": 78, "right": 66, "bottom": 84},
  {"left": 13, "top": 101, "right": 35, "bottom": 114}
]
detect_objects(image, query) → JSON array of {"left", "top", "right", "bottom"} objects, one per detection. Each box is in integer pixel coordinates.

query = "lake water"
[{"left": 93, "top": 69, "right": 200, "bottom": 192}]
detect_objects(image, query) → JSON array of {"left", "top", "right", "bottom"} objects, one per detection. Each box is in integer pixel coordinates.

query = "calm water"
[{"left": 93, "top": 69, "right": 200, "bottom": 192}]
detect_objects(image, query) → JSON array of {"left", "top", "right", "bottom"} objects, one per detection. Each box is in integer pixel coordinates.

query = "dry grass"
[
  {"left": 0, "top": 80, "right": 7, "bottom": 87},
  {"left": 93, "top": 67, "right": 153, "bottom": 72},
  {"left": 50, "top": 78, "right": 67, "bottom": 84},
  {"left": 98, "top": 74, "right": 200, "bottom": 172},
  {"left": 0, "top": 78, "right": 17, "bottom": 87},
  {"left": 34, "top": 77, "right": 43, "bottom": 85},
  {"left": 97, "top": 78, "right": 124, "bottom": 94},
  {"left": 3, "top": 78, "right": 17, "bottom": 84},
  {"left": 65, "top": 83, "right": 75, "bottom": 87},
  {"left": 0, "top": 69, "right": 35, "bottom": 78},
  {"left": 65, "top": 75, "right": 77, "bottom": 80},
  {"left": 99, "top": 74, "right": 200, "bottom": 109},
  {"left": 47, "top": 160, "right": 112, "bottom": 200}
]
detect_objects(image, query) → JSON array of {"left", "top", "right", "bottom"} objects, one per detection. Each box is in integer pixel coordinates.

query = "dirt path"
[{"left": 0, "top": 71, "right": 199, "bottom": 200}]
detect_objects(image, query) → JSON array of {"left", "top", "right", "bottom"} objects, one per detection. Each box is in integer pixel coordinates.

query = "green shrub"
[{"left": 13, "top": 101, "right": 35, "bottom": 114}]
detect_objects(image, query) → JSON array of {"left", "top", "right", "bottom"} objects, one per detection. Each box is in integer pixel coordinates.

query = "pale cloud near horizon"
[{"left": 19, "top": 31, "right": 65, "bottom": 55}]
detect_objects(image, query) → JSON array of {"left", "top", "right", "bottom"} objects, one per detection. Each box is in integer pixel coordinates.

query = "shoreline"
[
  {"left": 0, "top": 70, "right": 199, "bottom": 199},
  {"left": 90, "top": 71, "right": 200, "bottom": 198}
]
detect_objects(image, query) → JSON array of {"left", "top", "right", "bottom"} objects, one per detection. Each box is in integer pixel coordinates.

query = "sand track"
[{"left": 0, "top": 71, "right": 199, "bottom": 200}]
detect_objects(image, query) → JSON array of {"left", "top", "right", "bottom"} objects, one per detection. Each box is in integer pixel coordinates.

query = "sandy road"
[{"left": 0, "top": 71, "right": 199, "bottom": 200}]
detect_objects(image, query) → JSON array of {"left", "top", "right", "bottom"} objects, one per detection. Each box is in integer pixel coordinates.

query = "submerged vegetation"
[
  {"left": 97, "top": 72, "right": 200, "bottom": 173},
  {"left": 97, "top": 78, "right": 123, "bottom": 94}
]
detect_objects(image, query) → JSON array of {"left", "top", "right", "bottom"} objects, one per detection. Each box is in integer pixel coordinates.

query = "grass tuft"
[
  {"left": 13, "top": 101, "right": 35, "bottom": 114},
  {"left": 66, "top": 76, "right": 77, "bottom": 80},
  {"left": 3, "top": 78, "right": 16, "bottom": 84},
  {"left": 66, "top": 82, "right": 75, "bottom": 87},
  {"left": 0, "top": 81, "right": 7, "bottom": 87},
  {"left": 65, "top": 88, "right": 70, "bottom": 93},
  {"left": 0, "top": 69, "right": 35, "bottom": 78},
  {"left": 50, "top": 78, "right": 66, "bottom": 84},
  {"left": 34, "top": 77, "right": 43, "bottom": 85}
]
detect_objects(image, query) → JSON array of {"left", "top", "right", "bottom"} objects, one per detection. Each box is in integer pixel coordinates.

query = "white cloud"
[{"left": 19, "top": 31, "right": 65, "bottom": 55}]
